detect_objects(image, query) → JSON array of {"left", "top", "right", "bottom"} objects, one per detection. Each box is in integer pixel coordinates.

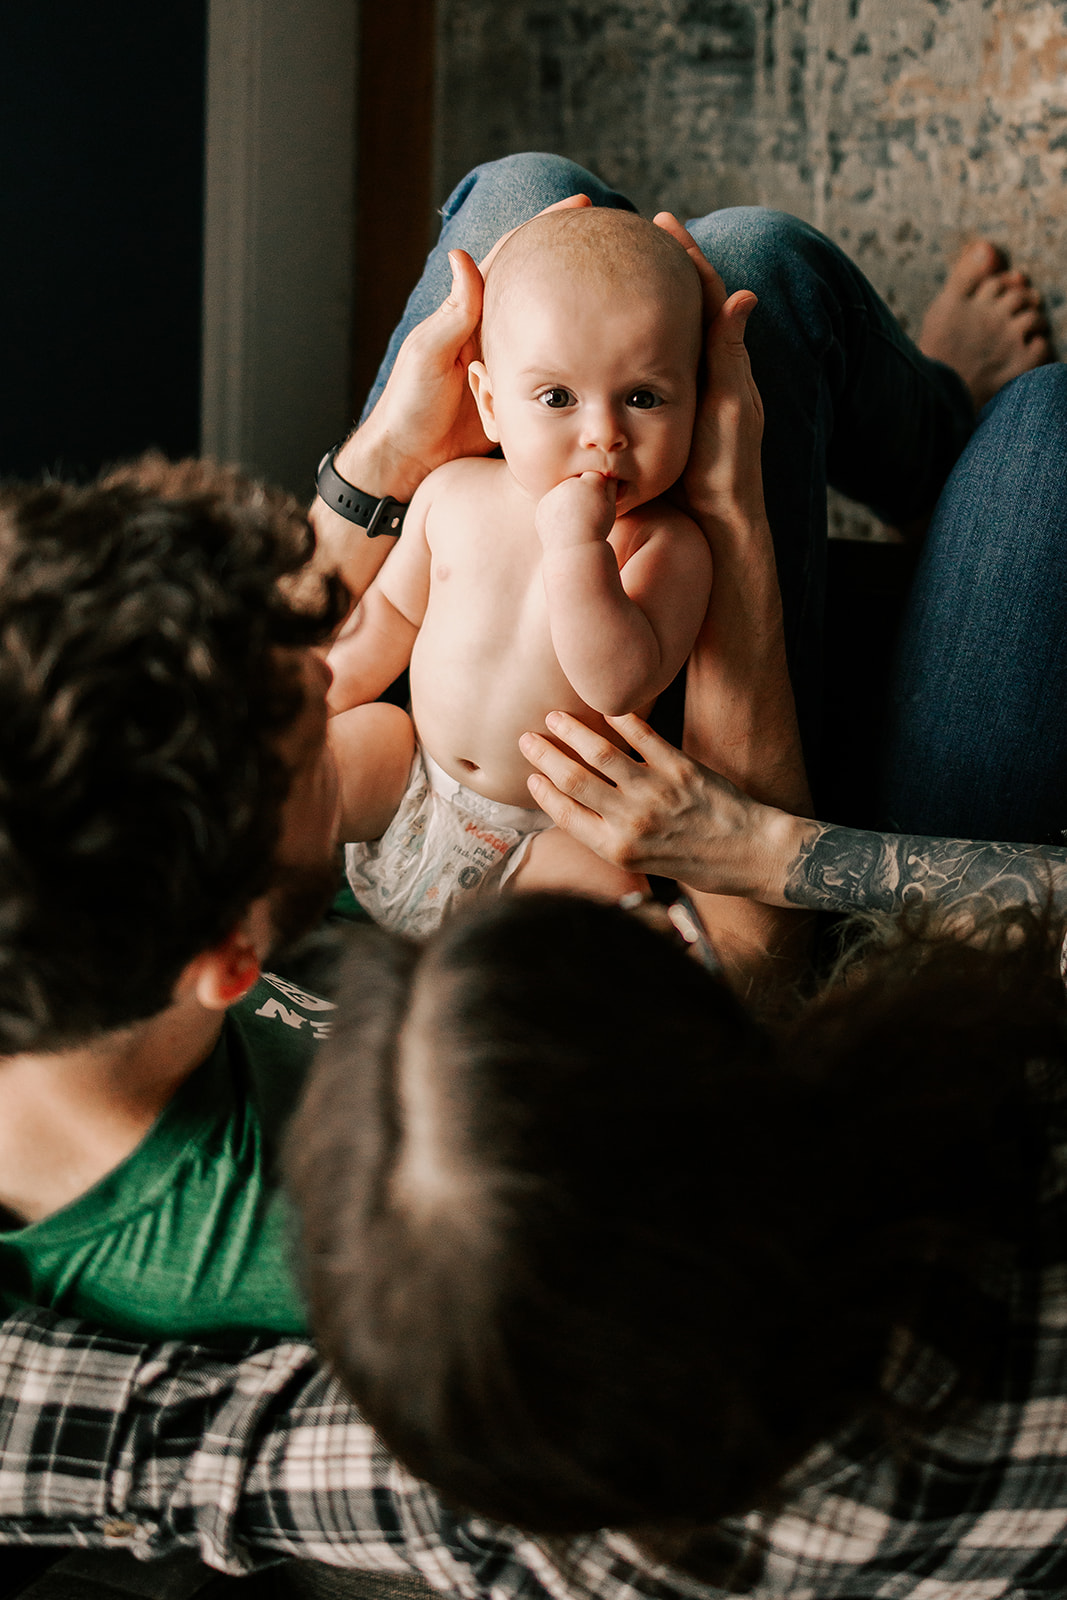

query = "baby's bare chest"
[{"left": 421, "top": 500, "right": 550, "bottom": 652}]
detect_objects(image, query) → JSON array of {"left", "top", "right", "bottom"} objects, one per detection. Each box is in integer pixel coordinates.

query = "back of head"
[
  {"left": 0, "top": 455, "right": 344, "bottom": 1053},
  {"left": 287, "top": 891, "right": 797, "bottom": 1533},
  {"left": 288, "top": 895, "right": 1067, "bottom": 1547},
  {"left": 481, "top": 206, "right": 703, "bottom": 368}
]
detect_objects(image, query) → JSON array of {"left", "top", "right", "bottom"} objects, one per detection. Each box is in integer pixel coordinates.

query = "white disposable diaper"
[{"left": 344, "top": 746, "right": 553, "bottom": 937}]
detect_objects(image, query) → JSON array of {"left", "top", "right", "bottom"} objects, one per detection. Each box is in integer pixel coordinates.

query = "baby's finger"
[{"left": 577, "top": 470, "right": 619, "bottom": 509}]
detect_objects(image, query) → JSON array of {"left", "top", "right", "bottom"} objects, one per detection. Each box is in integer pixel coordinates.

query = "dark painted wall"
[{"left": 3, "top": 5, "right": 206, "bottom": 481}]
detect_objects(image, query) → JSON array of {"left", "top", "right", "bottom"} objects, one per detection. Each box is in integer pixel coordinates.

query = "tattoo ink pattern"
[{"left": 783, "top": 825, "right": 1067, "bottom": 920}]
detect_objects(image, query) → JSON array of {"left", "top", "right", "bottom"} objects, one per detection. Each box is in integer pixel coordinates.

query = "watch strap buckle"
[{"left": 316, "top": 445, "right": 408, "bottom": 536}]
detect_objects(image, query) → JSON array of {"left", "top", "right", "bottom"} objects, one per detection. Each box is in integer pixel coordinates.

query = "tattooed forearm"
[{"left": 781, "top": 824, "right": 1067, "bottom": 920}]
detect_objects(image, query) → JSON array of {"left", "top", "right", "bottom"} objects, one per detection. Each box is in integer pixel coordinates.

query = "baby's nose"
[{"left": 580, "top": 403, "right": 627, "bottom": 452}]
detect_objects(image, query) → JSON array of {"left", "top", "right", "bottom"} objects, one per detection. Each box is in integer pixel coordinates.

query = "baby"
[{"left": 328, "top": 206, "right": 712, "bottom": 934}]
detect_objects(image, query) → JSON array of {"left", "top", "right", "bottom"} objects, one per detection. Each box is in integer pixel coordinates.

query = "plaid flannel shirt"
[{"left": 2, "top": 1088, "right": 1067, "bottom": 1596}]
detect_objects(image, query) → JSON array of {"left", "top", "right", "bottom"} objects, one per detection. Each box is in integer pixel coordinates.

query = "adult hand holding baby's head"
[
  {"left": 651, "top": 212, "right": 763, "bottom": 527},
  {"left": 345, "top": 195, "right": 597, "bottom": 504},
  {"left": 311, "top": 194, "right": 598, "bottom": 606},
  {"left": 535, "top": 471, "right": 618, "bottom": 552},
  {"left": 683, "top": 286, "right": 763, "bottom": 525},
  {"left": 353, "top": 247, "right": 490, "bottom": 498}
]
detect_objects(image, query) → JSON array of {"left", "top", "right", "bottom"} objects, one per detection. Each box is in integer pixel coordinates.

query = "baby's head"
[{"left": 469, "top": 208, "right": 703, "bottom": 515}]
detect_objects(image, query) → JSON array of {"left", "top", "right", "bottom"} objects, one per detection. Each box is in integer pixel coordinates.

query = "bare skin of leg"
[
  {"left": 919, "top": 239, "right": 1054, "bottom": 410},
  {"left": 330, "top": 701, "right": 415, "bottom": 842},
  {"left": 508, "top": 822, "right": 647, "bottom": 903}
]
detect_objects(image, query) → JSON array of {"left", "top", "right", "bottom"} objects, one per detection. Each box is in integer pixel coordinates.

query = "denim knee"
[
  {"left": 440, "top": 153, "right": 633, "bottom": 225},
  {"left": 684, "top": 206, "right": 830, "bottom": 288},
  {"left": 979, "top": 361, "right": 1067, "bottom": 432}
]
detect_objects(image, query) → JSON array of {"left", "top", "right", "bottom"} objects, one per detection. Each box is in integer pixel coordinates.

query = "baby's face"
[{"left": 474, "top": 270, "right": 699, "bottom": 517}]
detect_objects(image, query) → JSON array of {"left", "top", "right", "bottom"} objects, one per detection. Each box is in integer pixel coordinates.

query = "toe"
[
  {"left": 975, "top": 270, "right": 1015, "bottom": 302},
  {"left": 946, "top": 239, "right": 1005, "bottom": 296},
  {"left": 1023, "top": 333, "right": 1054, "bottom": 369},
  {"left": 1015, "top": 306, "right": 1050, "bottom": 338},
  {"left": 1000, "top": 285, "right": 1042, "bottom": 315}
]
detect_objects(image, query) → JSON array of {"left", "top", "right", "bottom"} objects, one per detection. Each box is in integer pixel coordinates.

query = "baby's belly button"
[{"left": 457, "top": 757, "right": 479, "bottom": 773}]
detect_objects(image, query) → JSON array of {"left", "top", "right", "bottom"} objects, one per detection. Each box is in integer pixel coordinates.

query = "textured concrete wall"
[{"left": 436, "top": 0, "right": 1067, "bottom": 534}]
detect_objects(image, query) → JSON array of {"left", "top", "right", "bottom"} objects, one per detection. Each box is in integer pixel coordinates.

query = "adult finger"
[
  {"left": 714, "top": 289, "right": 759, "bottom": 351},
  {"left": 708, "top": 290, "right": 763, "bottom": 418},
  {"left": 653, "top": 211, "right": 728, "bottom": 321},
  {"left": 368, "top": 248, "right": 482, "bottom": 419},
  {"left": 520, "top": 736, "right": 620, "bottom": 853},
  {"left": 601, "top": 710, "right": 692, "bottom": 769},
  {"left": 519, "top": 726, "right": 630, "bottom": 809},
  {"left": 415, "top": 248, "right": 484, "bottom": 367}
]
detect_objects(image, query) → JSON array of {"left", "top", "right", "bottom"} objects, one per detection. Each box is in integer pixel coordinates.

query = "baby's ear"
[{"left": 468, "top": 361, "right": 500, "bottom": 442}]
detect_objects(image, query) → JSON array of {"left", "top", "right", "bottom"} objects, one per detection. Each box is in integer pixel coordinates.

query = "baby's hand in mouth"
[{"left": 535, "top": 473, "right": 619, "bottom": 548}]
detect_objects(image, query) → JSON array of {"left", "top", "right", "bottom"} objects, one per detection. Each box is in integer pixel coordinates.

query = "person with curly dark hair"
[{"left": 0, "top": 455, "right": 348, "bottom": 1340}]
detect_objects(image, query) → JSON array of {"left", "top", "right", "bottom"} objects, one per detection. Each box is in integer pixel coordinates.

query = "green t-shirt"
[{"left": 0, "top": 972, "right": 334, "bottom": 1343}]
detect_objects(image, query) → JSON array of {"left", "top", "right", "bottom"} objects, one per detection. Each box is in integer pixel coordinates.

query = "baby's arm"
[
  {"left": 536, "top": 473, "right": 713, "bottom": 715},
  {"left": 326, "top": 480, "right": 434, "bottom": 713}
]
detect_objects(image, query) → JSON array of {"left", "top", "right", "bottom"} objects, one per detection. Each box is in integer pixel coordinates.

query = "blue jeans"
[
  {"left": 880, "top": 363, "right": 1067, "bottom": 842},
  {"left": 363, "top": 153, "right": 1064, "bottom": 842}
]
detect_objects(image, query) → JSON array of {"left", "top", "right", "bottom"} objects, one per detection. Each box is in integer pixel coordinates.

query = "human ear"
[
  {"left": 468, "top": 360, "right": 500, "bottom": 442},
  {"left": 180, "top": 923, "right": 263, "bottom": 1012}
]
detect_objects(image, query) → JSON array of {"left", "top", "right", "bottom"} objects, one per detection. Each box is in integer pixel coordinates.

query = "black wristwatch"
[{"left": 315, "top": 445, "right": 408, "bottom": 537}]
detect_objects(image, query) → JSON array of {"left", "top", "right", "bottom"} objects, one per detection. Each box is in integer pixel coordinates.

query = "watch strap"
[{"left": 315, "top": 446, "right": 407, "bottom": 536}]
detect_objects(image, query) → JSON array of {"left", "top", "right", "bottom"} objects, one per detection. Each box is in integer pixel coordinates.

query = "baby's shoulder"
[
  {"left": 612, "top": 498, "right": 712, "bottom": 591},
  {"left": 615, "top": 496, "right": 705, "bottom": 550},
  {"left": 421, "top": 454, "right": 506, "bottom": 499},
  {"left": 419, "top": 457, "right": 515, "bottom": 548}
]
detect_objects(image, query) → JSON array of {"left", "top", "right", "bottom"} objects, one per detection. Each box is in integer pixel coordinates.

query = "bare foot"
[{"left": 919, "top": 239, "right": 1053, "bottom": 410}]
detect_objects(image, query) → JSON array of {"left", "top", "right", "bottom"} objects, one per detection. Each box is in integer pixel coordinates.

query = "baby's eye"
[
  {"left": 537, "top": 387, "right": 575, "bottom": 409},
  {"left": 627, "top": 389, "right": 663, "bottom": 410}
]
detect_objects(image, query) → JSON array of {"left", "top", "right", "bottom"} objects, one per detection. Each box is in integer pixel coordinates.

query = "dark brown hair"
[
  {"left": 287, "top": 893, "right": 1064, "bottom": 1542},
  {"left": 0, "top": 454, "right": 345, "bottom": 1051}
]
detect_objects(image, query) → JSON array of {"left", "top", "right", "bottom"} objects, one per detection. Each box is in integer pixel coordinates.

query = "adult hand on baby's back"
[
  {"left": 535, "top": 472, "right": 617, "bottom": 551},
  {"left": 520, "top": 709, "right": 782, "bottom": 898}
]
